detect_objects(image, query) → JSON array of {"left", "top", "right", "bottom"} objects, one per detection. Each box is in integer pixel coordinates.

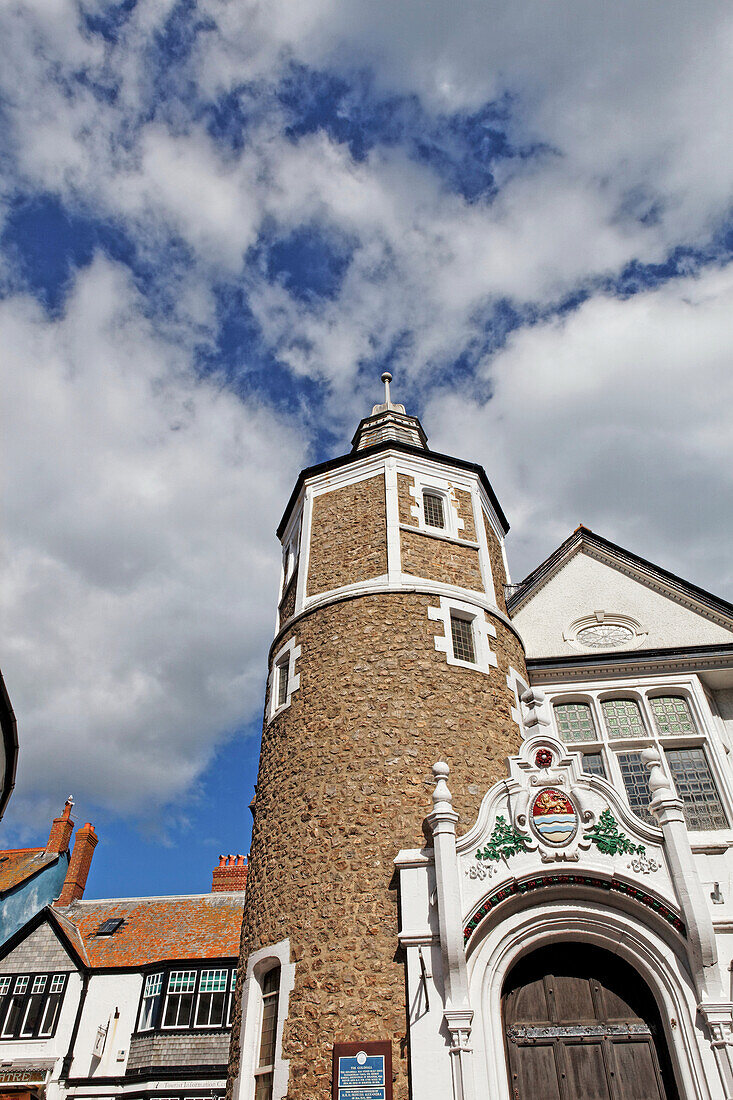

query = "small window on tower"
[
  {"left": 423, "top": 491, "right": 445, "bottom": 530},
  {"left": 450, "top": 614, "right": 475, "bottom": 664},
  {"left": 276, "top": 660, "right": 289, "bottom": 708},
  {"left": 254, "top": 967, "right": 281, "bottom": 1100}
]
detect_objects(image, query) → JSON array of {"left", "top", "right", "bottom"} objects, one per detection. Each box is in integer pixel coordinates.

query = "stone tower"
[{"left": 229, "top": 376, "right": 527, "bottom": 1100}]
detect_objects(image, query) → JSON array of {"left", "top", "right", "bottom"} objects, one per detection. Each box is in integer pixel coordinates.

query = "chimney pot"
[{"left": 211, "top": 853, "right": 247, "bottom": 893}]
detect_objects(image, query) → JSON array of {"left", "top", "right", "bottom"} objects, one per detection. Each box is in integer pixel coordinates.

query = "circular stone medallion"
[{"left": 531, "top": 788, "right": 578, "bottom": 846}]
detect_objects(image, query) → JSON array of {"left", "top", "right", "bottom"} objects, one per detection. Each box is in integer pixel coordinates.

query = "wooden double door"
[{"left": 502, "top": 943, "right": 679, "bottom": 1100}]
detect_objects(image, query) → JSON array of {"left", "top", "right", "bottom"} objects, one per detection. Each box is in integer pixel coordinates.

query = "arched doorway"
[{"left": 502, "top": 942, "right": 679, "bottom": 1100}]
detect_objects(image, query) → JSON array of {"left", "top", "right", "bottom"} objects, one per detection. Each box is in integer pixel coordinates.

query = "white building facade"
[{"left": 396, "top": 526, "right": 733, "bottom": 1100}]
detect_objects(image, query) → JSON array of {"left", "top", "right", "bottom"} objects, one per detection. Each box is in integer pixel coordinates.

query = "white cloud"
[
  {"left": 424, "top": 265, "right": 733, "bottom": 599},
  {"left": 2, "top": 0, "right": 733, "bottom": 831},
  {"left": 1, "top": 257, "right": 307, "bottom": 826}
]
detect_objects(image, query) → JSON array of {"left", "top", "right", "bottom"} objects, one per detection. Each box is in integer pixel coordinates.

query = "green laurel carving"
[
  {"left": 584, "top": 810, "right": 645, "bottom": 856},
  {"left": 476, "top": 816, "right": 527, "bottom": 862}
]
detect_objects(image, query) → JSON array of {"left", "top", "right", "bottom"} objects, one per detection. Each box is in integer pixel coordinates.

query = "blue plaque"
[
  {"left": 337, "top": 1052, "right": 386, "bottom": 1099},
  {"left": 333, "top": 1041, "right": 392, "bottom": 1100}
]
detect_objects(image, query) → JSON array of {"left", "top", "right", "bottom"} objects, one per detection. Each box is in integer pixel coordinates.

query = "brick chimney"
[
  {"left": 56, "top": 822, "right": 98, "bottom": 907},
  {"left": 211, "top": 853, "right": 247, "bottom": 892},
  {"left": 46, "top": 797, "right": 75, "bottom": 854}
]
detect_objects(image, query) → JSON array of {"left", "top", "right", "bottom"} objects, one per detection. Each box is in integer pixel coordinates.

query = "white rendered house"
[{"left": 0, "top": 866, "right": 245, "bottom": 1100}]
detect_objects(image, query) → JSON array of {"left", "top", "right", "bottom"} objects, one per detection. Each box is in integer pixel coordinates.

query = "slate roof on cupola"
[
  {"left": 351, "top": 371, "right": 428, "bottom": 452},
  {"left": 55, "top": 892, "right": 245, "bottom": 968},
  {"left": 507, "top": 525, "right": 733, "bottom": 626}
]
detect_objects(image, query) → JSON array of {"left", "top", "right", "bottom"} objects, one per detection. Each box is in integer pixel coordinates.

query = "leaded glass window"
[
  {"left": 602, "top": 698, "right": 645, "bottom": 739},
  {"left": 553, "top": 702, "right": 597, "bottom": 743},
  {"left": 665, "top": 747, "right": 728, "bottom": 830},
  {"left": 650, "top": 696, "right": 695, "bottom": 736},
  {"left": 582, "top": 752, "right": 607, "bottom": 778},
  {"left": 617, "top": 751, "right": 655, "bottom": 823},
  {"left": 423, "top": 492, "right": 445, "bottom": 530},
  {"left": 450, "top": 615, "right": 475, "bottom": 664}
]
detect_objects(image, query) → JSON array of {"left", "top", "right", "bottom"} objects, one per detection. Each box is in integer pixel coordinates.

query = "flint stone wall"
[
  {"left": 230, "top": 590, "right": 525, "bottom": 1100},
  {"left": 307, "top": 477, "right": 388, "bottom": 595}
]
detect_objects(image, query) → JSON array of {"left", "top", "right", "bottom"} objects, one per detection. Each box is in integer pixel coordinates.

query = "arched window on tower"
[{"left": 254, "top": 966, "right": 281, "bottom": 1100}]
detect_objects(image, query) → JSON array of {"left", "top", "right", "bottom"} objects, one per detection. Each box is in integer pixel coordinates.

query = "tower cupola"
[{"left": 351, "top": 371, "right": 427, "bottom": 451}]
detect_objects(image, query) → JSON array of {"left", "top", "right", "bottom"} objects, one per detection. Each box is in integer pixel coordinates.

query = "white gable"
[{"left": 513, "top": 548, "right": 733, "bottom": 659}]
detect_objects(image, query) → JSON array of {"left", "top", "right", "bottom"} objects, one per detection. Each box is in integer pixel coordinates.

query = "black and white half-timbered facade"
[{"left": 396, "top": 526, "right": 733, "bottom": 1100}]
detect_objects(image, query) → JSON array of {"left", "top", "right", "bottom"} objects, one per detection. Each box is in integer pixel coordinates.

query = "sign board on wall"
[
  {"left": 0, "top": 1069, "right": 47, "bottom": 1085},
  {"left": 332, "top": 1041, "right": 392, "bottom": 1100}
]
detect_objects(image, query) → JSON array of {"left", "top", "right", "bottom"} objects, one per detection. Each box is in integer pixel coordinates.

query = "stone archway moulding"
[{"left": 469, "top": 901, "right": 716, "bottom": 1100}]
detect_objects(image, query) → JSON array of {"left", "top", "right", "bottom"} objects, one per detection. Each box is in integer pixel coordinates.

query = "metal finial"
[{"left": 381, "top": 371, "right": 392, "bottom": 407}]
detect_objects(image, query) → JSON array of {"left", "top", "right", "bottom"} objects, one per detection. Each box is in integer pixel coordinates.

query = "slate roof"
[
  {"left": 0, "top": 848, "right": 61, "bottom": 894},
  {"left": 56, "top": 893, "right": 245, "bottom": 969}
]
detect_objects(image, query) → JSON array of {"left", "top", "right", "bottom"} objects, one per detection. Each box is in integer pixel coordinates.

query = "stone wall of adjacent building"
[
  {"left": 230, "top": 589, "right": 526, "bottom": 1100},
  {"left": 307, "top": 476, "right": 388, "bottom": 595},
  {"left": 128, "top": 1031, "right": 229, "bottom": 1072}
]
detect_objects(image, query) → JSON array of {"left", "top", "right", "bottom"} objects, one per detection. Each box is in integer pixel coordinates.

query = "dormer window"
[{"left": 423, "top": 491, "right": 445, "bottom": 530}]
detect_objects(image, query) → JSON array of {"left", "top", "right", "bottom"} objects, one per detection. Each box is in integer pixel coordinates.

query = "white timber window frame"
[
  {"left": 267, "top": 637, "right": 301, "bottom": 723},
  {"left": 161, "top": 970, "right": 198, "bottom": 1029},
  {"left": 236, "top": 938, "right": 295, "bottom": 1100},
  {"left": 138, "top": 971, "right": 163, "bottom": 1031},
  {"left": 194, "top": 968, "right": 229, "bottom": 1028},
  {"left": 428, "top": 596, "right": 497, "bottom": 674},
  {"left": 546, "top": 680, "right": 733, "bottom": 834}
]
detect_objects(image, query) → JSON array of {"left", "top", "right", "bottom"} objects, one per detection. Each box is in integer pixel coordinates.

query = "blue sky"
[{"left": 1, "top": 0, "right": 732, "bottom": 898}]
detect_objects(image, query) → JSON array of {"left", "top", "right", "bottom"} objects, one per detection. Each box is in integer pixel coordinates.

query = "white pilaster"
[
  {"left": 294, "top": 487, "right": 312, "bottom": 617},
  {"left": 384, "top": 456, "right": 401, "bottom": 585},
  {"left": 471, "top": 495, "right": 494, "bottom": 601},
  {"left": 642, "top": 746, "right": 721, "bottom": 1000},
  {"left": 427, "top": 763, "right": 475, "bottom": 1100}
]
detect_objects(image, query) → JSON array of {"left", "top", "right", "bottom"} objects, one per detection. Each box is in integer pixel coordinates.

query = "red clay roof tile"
[{"left": 57, "top": 894, "right": 244, "bottom": 968}]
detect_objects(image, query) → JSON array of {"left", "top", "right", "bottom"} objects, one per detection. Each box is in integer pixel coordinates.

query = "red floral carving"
[{"left": 535, "top": 749, "right": 553, "bottom": 768}]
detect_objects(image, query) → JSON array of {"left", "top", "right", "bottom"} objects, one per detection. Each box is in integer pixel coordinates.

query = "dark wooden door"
[{"left": 502, "top": 944, "right": 679, "bottom": 1100}]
